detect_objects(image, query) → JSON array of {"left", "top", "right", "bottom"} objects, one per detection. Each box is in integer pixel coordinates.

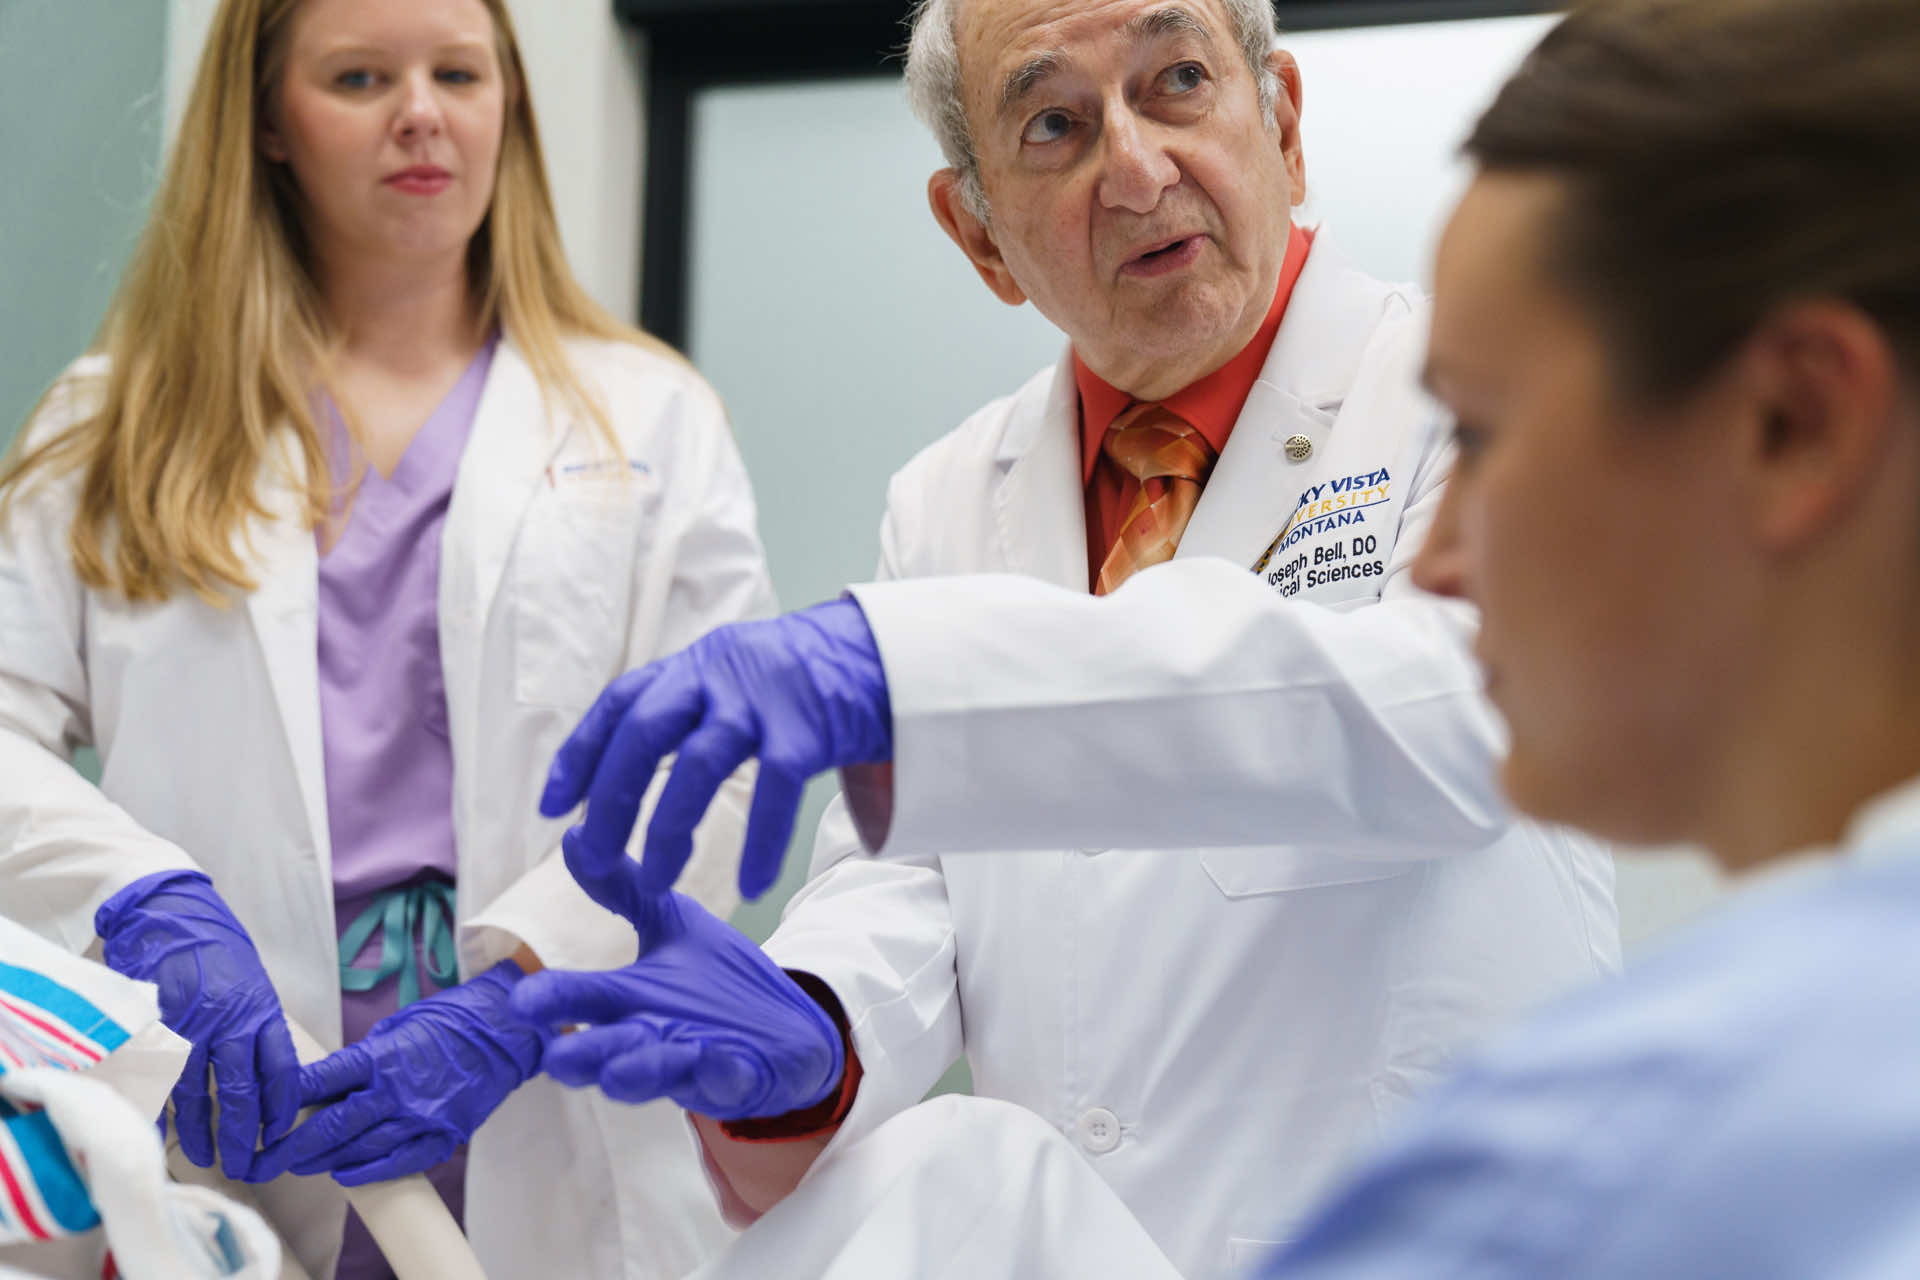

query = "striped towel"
[
  {"left": 0, "top": 926, "right": 151, "bottom": 1247},
  {"left": 0, "top": 921, "right": 276, "bottom": 1277}
]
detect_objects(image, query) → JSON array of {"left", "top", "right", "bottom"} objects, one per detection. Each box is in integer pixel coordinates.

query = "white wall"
[
  {"left": 1284, "top": 15, "right": 1550, "bottom": 287},
  {"left": 1, "top": 0, "right": 170, "bottom": 447},
  {"left": 163, "top": 0, "right": 219, "bottom": 146},
  {"left": 499, "top": 1, "right": 648, "bottom": 322},
  {"left": 164, "top": 0, "right": 648, "bottom": 323}
]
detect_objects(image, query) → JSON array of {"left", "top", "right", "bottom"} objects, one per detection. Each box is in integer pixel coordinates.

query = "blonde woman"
[{"left": 0, "top": 0, "right": 769, "bottom": 1275}]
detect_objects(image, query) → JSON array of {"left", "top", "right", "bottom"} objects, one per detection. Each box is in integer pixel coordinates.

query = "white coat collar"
[
  {"left": 441, "top": 333, "right": 572, "bottom": 641},
  {"left": 1244, "top": 227, "right": 1402, "bottom": 407},
  {"left": 438, "top": 334, "right": 576, "bottom": 740},
  {"left": 1180, "top": 231, "right": 1401, "bottom": 567},
  {"left": 990, "top": 350, "right": 1089, "bottom": 591},
  {"left": 242, "top": 432, "right": 330, "bottom": 877}
]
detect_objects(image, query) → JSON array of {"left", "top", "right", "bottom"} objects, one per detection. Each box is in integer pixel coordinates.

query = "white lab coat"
[
  {"left": 762, "top": 238, "right": 1622, "bottom": 1276},
  {"left": 0, "top": 335, "right": 774, "bottom": 1279}
]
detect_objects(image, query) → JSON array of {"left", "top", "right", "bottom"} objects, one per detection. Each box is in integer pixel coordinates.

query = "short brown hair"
[{"left": 1464, "top": 0, "right": 1920, "bottom": 399}]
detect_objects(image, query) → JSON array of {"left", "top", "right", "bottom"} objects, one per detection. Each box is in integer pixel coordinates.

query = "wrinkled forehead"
[{"left": 954, "top": 0, "right": 1232, "bottom": 112}]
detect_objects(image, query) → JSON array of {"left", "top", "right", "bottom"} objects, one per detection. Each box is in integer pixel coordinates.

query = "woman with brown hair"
[
  {"left": 0, "top": 0, "right": 769, "bottom": 1275},
  {"left": 1263, "top": 0, "right": 1920, "bottom": 1272}
]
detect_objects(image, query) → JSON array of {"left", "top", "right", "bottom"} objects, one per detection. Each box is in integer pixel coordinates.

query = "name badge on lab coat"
[{"left": 1254, "top": 465, "right": 1397, "bottom": 605}]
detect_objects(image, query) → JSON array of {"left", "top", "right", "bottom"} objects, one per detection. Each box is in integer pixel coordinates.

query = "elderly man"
[{"left": 515, "top": 0, "right": 1619, "bottom": 1273}]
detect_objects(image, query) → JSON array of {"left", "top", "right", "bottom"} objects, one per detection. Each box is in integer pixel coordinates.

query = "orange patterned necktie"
[{"left": 1093, "top": 403, "right": 1219, "bottom": 596}]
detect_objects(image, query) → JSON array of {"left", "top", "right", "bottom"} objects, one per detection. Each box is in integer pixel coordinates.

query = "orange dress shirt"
[{"left": 1076, "top": 222, "right": 1314, "bottom": 585}]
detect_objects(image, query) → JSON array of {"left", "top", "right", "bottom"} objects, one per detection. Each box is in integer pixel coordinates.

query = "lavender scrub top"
[{"left": 316, "top": 335, "right": 497, "bottom": 1044}]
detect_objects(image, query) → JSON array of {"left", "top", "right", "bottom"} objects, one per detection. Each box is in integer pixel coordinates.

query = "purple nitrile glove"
[
  {"left": 250, "top": 961, "right": 548, "bottom": 1187},
  {"left": 95, "top": 870, "right": 302, "bottom": 1181},
  {"left": 539, "top": 597, "right": 891, "bottom": 901},
  {"left": 508, "top": 830, "right": 843, "bottom": 1120}
]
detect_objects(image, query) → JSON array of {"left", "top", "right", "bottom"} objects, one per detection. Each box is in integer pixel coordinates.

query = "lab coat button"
[
  {"left": 1076, "top": 1107, "right": 1122, "bottom": 1154},
  {"left": 1283, "top": 434, "right": 1314, "bottom": 462}
]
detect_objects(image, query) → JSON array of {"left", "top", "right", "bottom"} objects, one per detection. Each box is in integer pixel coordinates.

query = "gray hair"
[{"left": 904, "top": 0, "right": 1283, "bottom": 222}]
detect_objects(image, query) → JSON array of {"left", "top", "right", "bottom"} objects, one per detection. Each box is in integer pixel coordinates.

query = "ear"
[
  {"left": 259, "top": 113, "right": 289, "bottom": 164},
  {"left": 928, "top": 169, "right": 1028, "bottom": 307},
  {"left": 1265, "top": 49, "right": 1306, "bottom": 207},
  {"left": 1737, "top": 301, "right": 1902, "bottom": 553}
]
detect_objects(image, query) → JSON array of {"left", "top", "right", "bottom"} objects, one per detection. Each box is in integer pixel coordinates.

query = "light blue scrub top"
[{"left": 1263, "top": 778, "right": 1920, "bottom": 1279}]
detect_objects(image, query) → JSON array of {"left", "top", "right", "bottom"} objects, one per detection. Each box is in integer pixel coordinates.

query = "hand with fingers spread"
[
  {"left": 510, "top": 840, "right": 843, "bottom": 1121},
  {"left": 539, "top": 597, "right": 891, "bottom": 901},
  {"left": 250, "top": 962, "right": 548, "bottom": 1187},
  {"left": 94, "top": 870, "right": 302, "bottom": 1182}
]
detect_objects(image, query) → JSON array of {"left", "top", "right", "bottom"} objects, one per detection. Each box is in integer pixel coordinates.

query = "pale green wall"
[{"left": 1, "top": 0, "right": 168, "bottom": 451}]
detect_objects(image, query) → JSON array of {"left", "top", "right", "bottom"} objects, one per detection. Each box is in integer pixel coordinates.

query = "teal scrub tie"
[{"left": 338, "top": 880, "right": 459, "bottom": 1010}]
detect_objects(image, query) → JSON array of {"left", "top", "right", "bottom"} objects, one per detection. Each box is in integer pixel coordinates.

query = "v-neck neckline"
[
  {"left": 318, "top": 336, "right": 497, "bottom": 554},
  {"left": 350, "top": 336, "right": 498, "bottom": 492}
]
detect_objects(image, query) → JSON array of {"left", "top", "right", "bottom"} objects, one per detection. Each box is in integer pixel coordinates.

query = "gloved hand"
[
  {"left": 510, "top": 832, "right": 844, "bottom": 1120},
  {"left": 95, "top": 870, "right": 301, "bottom": 1181},
  {"left": 540, "top": 597, "right": 892, "bottom": 900},
  {"left": 249, "top": 961, "right": 548, "bottom": 1186}
]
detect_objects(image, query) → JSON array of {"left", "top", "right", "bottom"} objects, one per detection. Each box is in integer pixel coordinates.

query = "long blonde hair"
[{"left": 0, "top": 0, "right": 671, "bottom": 603}]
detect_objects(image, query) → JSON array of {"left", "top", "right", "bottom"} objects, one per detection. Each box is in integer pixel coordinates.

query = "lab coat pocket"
[
  {"left": 511, "top": 487, "right": 648, "bottom": 709},
  {"left": 1200, "top": 846, "right": 1416, "bottom": 897}
]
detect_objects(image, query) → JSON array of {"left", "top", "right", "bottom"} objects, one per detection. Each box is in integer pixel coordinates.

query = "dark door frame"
[{"left": 614, "top": 0, "right": 1554, "bottom": 348}]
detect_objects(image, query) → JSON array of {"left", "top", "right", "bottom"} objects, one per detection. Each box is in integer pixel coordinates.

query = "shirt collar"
[
  {"left": 1074, "top": 223, "right": 1313, "bottom": 485},
  {"left": 1735, "top": 771, "right": 1920, "bottom": 896},
  {"left": 1843, "top": 773, "right": 1920, "bottom": 863}
]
